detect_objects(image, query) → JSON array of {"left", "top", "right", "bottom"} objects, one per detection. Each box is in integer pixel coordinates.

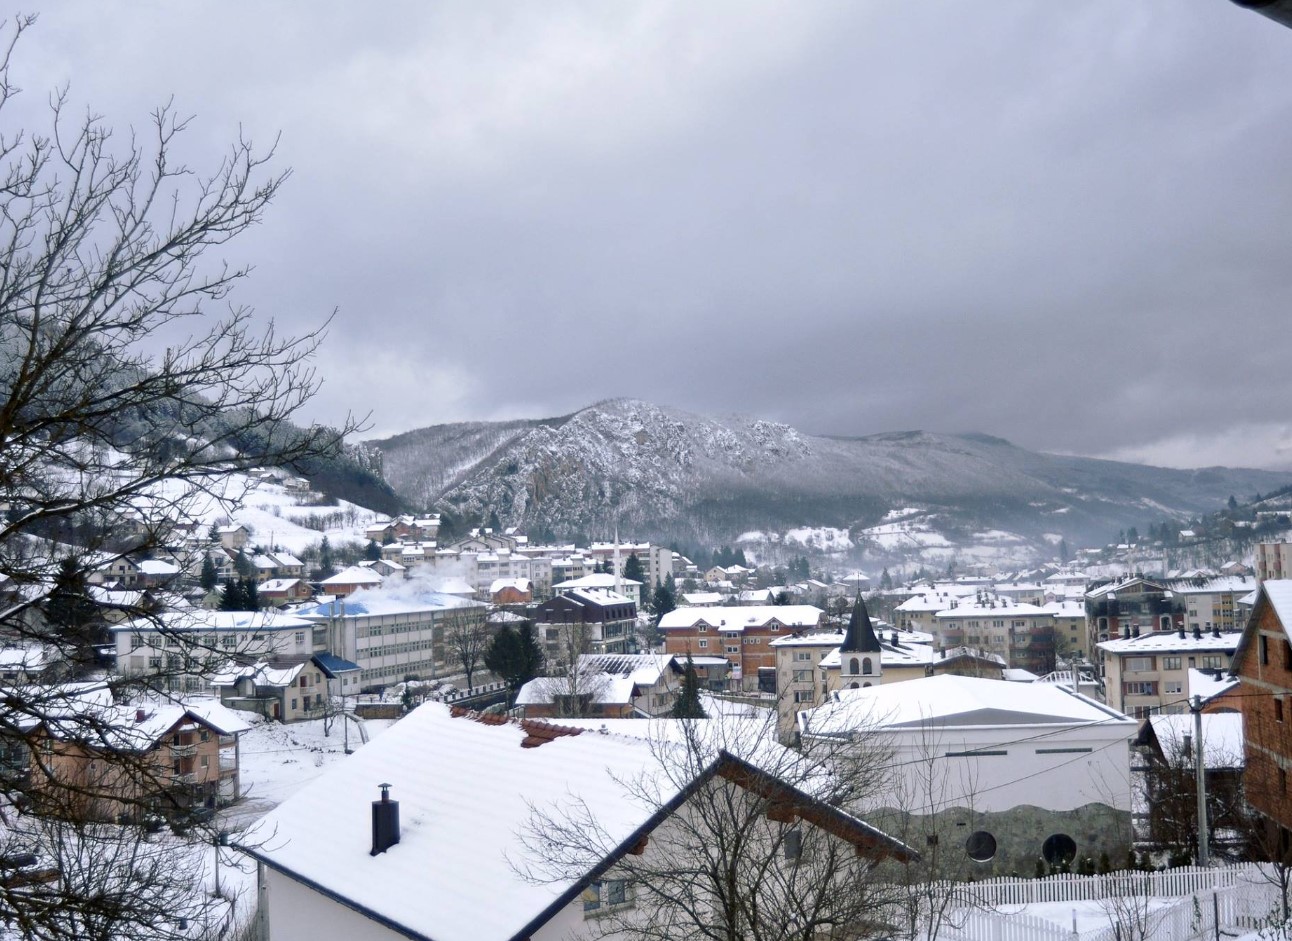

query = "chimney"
[
  {"left": 1212, "top": 626, "right": 1221, "bottom": 638},
  {"left": 1193, "top": 626, "right": 1202, "bottom": 641},
  {"left": 371, "top": 783, "right": 400, "bottom": 856},
  {"left": 135, "top": 708, "right": 146, "bottom": 723},
  {"left": 1122, "top": 625, "right": 1130, "bottom": 640},
  {"left": 1131, "top": 625, "right": 1140, "bottom": 638},
  {"left": 1178, "top": 626, "right": 1185, "bottom": 640}
]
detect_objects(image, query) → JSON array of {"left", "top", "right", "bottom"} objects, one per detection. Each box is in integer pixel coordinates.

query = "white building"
[{"left": 799, "top": 674, "right": 1137, "bottom": 875}]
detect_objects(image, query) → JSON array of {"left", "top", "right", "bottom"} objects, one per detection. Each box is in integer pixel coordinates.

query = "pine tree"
[
  {"left": 199, "top": 554, "right": 219, "bottom": 591},
  {"left": 364, "top": 540, "right": 382, "bottom": 562},
  {"left": 234, "top": 548, "right": 252, "bottom": 579},
  {"left": 671, "top": 653, "right": 707, "bottom": 718},
  {"left": 652, "top": 574, "right": 677, "bottom": 619},
  {"left": 218, "top": 579, "right": 243, "bottom": 611},
  {"left": 880, "top": 567, "right": 893, "bottom": 590},
  {"left": 318, "top": 536, "right": 336, "bottom": 579},
  {"left": 44, "top": 558, "right": 99, "bottom": 671},
  {"left": 622, "top": 552, "right": 645, "bottom": 585},
  {"left": 242, "top": 578, "right": 261, "bottom": 611},
  {"left": 484, "top": 622, "right": 545, "bottom": 702}
]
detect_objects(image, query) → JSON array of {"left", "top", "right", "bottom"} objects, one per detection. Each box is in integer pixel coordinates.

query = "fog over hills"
[{"left": 368, "top": 399, "right": 1292, "bottom": 555}]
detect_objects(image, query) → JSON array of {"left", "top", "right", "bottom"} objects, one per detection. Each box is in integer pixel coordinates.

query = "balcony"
[{"left": 170, "top": 743, "right": 197, "bottom": 758}]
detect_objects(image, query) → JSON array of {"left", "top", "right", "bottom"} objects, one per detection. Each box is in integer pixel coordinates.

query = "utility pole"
[{"left": 1192, "top": 694, "right": 1210, "bottom": 866}]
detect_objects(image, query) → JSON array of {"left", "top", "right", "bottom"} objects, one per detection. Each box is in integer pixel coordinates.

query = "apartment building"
[
  {"left": 660, "top": 605, "right": 825, "bottom": 690},
  {"left": 1096, "top": 627, "right": 1241, "bottom": 717}
]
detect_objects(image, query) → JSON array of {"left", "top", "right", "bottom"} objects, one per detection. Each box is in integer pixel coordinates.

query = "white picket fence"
[{"left": 935, "top": 863, "right": 1287, "bottom": 941}]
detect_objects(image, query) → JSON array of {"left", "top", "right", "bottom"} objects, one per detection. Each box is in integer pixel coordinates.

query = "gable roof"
[
  {"left": 239, "top": 704, "right": 912, "bottom": 941},
  {"left": 800, "top": 674, "right": 1133, "bottom": 736},
  {"left": 1231, "top": 579, "right": 1292, "bottom": 676}
]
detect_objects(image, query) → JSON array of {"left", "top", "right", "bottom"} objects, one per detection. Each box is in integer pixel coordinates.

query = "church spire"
[{"left": 840, "top": 594, "right": 882, "bottom": 654}]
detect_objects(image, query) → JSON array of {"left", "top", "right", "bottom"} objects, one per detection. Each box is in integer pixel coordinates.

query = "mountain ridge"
[{"left": 366, "top": 398, "right": 1292, "bottom": 554}]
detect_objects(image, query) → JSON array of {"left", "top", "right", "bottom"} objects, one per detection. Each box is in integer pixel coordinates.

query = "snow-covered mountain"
[{"left": 368, "top": 399, "right": 1292, "bottom": 554}]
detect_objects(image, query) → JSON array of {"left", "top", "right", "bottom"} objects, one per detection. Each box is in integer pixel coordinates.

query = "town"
[{"left": 2, "top": 463, "right": 1291, "bottom": 940}]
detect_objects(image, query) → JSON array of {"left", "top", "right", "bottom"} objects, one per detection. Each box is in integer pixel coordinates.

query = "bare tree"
[
  {"left": 516, "top": 703, "right": 912, "bottom": 940},
  {"left": 0, "top": 15, "right": 356, "bottom": 937},
  {"left": 442, "top": 605, "right": 493, "bottom": 693}
]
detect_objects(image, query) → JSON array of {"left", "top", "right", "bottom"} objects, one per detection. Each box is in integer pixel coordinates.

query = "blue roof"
[{"left": 313, "top": 653, "right": 361, "bottom": 677}]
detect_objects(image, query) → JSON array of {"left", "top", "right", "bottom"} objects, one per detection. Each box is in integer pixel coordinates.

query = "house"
[
  {"left": 319, "top": 565, "right": 384, "bottom": 597},
  {"left": 24, "top": 696, "right": 249, "bottom": 822},
  {"left": 211, "top": 655, "right": 330, "bottom": 722},
  {"left": 1230, "top": 579, "right": 1292, "bottom": 847},
  {"left": 1134, "top": 713, "right": 1246, "bottom": 854},
  {"left": 1097, "top": 626, "right": 1242, "bottom": 718},
  {"left": 1085, "top": 576, "right": 1185, "bottom": 652},
  {"left": 799, "top": 674, "right": 1138, "bottom": 877},
  {"left": 258, "top": 578, "right": 314, "bottom": 606},
  {"left": 515, "top": 654, "right": 681, "bottom": 719},
  {"left": 215, "top": 525, "right": 250, "bottom": 552},
  {"left": 932, "top": 594, "right": 1055, "bottom": 674},
  {"left": 660, "top": 605, "right": 825, "bottom": 690},
  {"left": 237, "top": 703, "right": 913, "bottom": 941},
  {"left": 490, "top": 578, "right": 533, "bottom": 605}
]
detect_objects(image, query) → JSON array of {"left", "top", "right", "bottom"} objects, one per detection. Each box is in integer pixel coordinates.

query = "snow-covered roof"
[
  {"left": 211, "top": 659, "right": 309, "bottom": 690},
  {"left": 1189, "top": 668, "right": 1239, "bottom": 704},
  {"left": 681, "top": 592, "right": 725, "bottom": 605},
  {"left": 1171, "top": 575, "right": 1255, "bottom": 595},
  {"left": 659, "top": 605, "right": 823, "bottom": 632},
  {"left": 768, "top": 630, "right": 846, "bottom": 648},
  {"left": 800, "top": 675, "right": 1132, "bottom": 737},
  {"left": 564, "top": 587, "right": 634, "bottom": 607},
  {"left": 1003, "top": 668, "right": 1040, "bottom": 682},
  {"left": 299, "top": 590, "right": 482, "bottom": 618},
  {"left": 0, "top": 647, "right": 53, "bottom": 671},
  {"left": 1144, "top": 714, "right": 1244, "bottom": 769},
  {"left": 320, "top": 565, "right": 383, "bottom": 587},
  {"left": 112, "top": 609, "right": 313, "bottom": 633},
  {"left": 552, "top": 572, "right": 642, "bottom": 590},
  {"left": 489, "top": 578, "right": 532, "bottom": 593},
  {"left": 935, "top": 598, "right": 1048, "bottom": 618},
  {"left": 37, "top": 696, "right": 251, "bottom": 751},
  {"left": 259, "top": 578, "right": 306, "bottom": 593},
  {"left": 240, "top": 704, "right": 911, "bottom": 941},
  {"left": 515, "top": 673, "right": 637, "bottom": 707},
  {"left": 430, "top": 577, "right": 477, "bottom": 596},
  {"left": 1262, "top": 580, "right": 1292, "bottom": 636},
  {"left": 137, "top": 559, "right": 180, "bottom": 576},
  {"left": 1097, "top": 630, "right": 1241, "bottom": 655}
]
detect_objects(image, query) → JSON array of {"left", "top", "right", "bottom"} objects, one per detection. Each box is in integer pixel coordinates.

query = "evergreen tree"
[
  {"left": 1058, "top": 538, "right": 1070, "bottom": 564},
  {"left": 1228, "top": 494, "right": 1239, "bottom": 511},
  {"left": 652, "top": 574, "right": 677, "bottom": 619},
  {"left": 207, "top": 522, "right": 220, "bottom": 543},
  {"left": 880, "top": 567, "right": 893, "bottom": 590},
  {"left": 242, "top": 578, "right": 261, "bottom": 611},
  {"left": 44, "top": 558, "right": 99, "bottom": 669},
  {"left": 364, "top": 540, "right": 382, "bottom": 562},
  {"left": 486, "top": 509, "right": 502, "bottom": 532},
  {"left": 484, "top": 622, "right": 545, "bottom": 702},
  {"left": 622, "top": 552, "right": 645, "bottom": 586},
  {"left": 199, "top": 554, "right": 219, "bottom": 591},
  {"left": 218, "top": 579, "right": 243, "bottom": 611},
  {"left": 671, "top": 653, "right": 707, "bottom": 718},
  {"left": 318, "top": 535, "right": 336, "bottom": 579},
  {"left": 234, "top": 548, "right": 252, "bottom": 580}
]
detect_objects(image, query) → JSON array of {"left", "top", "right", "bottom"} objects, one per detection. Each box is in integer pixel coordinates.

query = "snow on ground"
[
  {"left": 998, "top": 897, "right": 1180, "bottom": 933},
  {"left": 229, "top": 712, "right": 399, "bottom": 827},
  {"left": 784, "top": 526, "right": 853, "bottom": 552}
]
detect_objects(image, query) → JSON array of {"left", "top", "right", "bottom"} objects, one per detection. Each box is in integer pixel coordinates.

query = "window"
[
  {"left": 697, "top": 640, "right": 708, "bottom": 649},
  {"left": 849, "top": 657, "right": 860, "bottom": 674},
  {"left": 1123, "top": 681, "right": 1158, "bottom": 697},
  {"left": 290, "top": 698, "right": 297, "bottom": 710},
  {"left": 795, "top": 651, "right": 811, "bottom": 661},
  {"left": 583, "top": 879, "right": 630, "bottom": 914},
  {"left": 1200, "top": 656, "right": 1223, "bottom": 670},
  {"left": 1164, "top": 681, "right": 1183, "bottom": 695},
  {"left": 725, "top": 645, "right": 739, "bottom": 655},
  {"left": 200, "top": 756, "right": 209, "bottom": 769},
  {"left": 1162, "top": 657, "right": 1182, "bottom": 671},
  {"left": 794, "top": 689, "right": 815, "bottom": 703},
  {"left": 697, "top": 626, "right": 708, "bottom": 633},
  {"left": 1125, "top": 657, "right": 1153, "bottom": 673},
  {"left": 784, "top": 827, "right": 803, "bottom": 860},
  {"left": 148, "top": 657, "right": 161, "bottom": 670},
  {"left": 1277, "top": 698, "right": 1285, "bottom": 724},
  {"left": 792, "top": 670, "right": 813, "bottom": 683},
  {"left": 131, "top": 633, "right": 146, "bottom": 651},
  {"left": 861, "top": 658, "right": 873, "bottom": 675},
  {"left": 295, "top": 632, "right": 306, "bottom": 646}
]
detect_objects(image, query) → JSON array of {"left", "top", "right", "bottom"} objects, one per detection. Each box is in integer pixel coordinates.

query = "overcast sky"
[{"left": 13, "top": 2, "right": 1292, "bottom": 468}]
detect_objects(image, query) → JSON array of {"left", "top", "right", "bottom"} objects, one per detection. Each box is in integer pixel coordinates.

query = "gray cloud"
[{"left": 12, "top": 1, "right": 1292, "bottom": 467}]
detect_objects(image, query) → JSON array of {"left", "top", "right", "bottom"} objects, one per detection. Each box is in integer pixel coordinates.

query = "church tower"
[{"left": 839, "top": 594, "right": 883, "bottom": 688}]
